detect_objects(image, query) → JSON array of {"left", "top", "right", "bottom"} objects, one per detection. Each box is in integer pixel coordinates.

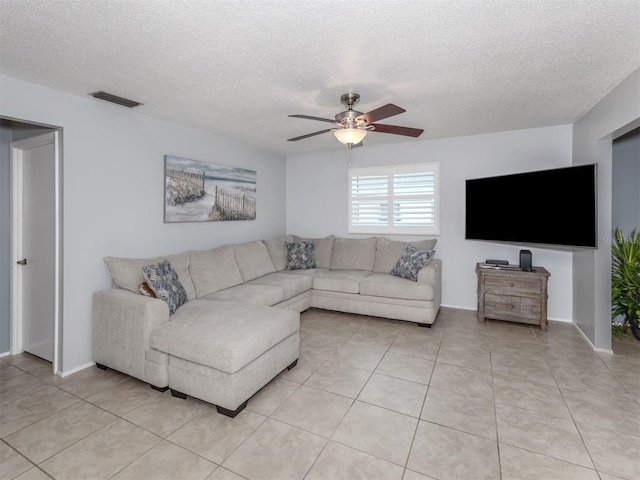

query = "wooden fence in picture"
[
  {"left": 166, "top": 168, "right": 206, "bottom": 205},
  {"left": 210, "top": 185, "right": 256, "bottom": 221}
]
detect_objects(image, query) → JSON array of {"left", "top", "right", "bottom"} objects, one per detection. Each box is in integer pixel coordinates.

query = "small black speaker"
[{"left": 519, "top": 249, "right": 532, "bottom": 271}]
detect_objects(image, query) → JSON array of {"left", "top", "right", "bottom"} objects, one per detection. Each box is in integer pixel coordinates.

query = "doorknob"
[{"left": 17, "top": 258, "right": 27, "bottom": 265}]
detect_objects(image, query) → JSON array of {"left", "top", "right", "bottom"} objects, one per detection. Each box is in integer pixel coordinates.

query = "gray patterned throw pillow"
[
  {"left": 390, "top": 245, "right": 435, "bottom": 282},
  {"left": 141, "top": 260, "right": 188, "bottom": 315},
  {"left": 285, "top": 241, "right": 316, "bottom": 270}
]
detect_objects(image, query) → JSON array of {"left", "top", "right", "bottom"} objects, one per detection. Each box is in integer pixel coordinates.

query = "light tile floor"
[{"left": 1, "top": 307, "right": 639, "bottom": 480}]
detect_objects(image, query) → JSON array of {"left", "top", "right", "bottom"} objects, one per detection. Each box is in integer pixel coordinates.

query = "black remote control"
[{"left": 486, "top": 259, "right": 509, "bottom": 266}]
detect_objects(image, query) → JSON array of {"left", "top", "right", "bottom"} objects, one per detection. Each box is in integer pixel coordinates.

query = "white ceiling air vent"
[{"left": 88, "top": 91, "right": 143, "bottom": 108}]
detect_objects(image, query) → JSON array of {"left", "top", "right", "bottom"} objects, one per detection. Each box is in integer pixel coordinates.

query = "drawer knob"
[{"left": 509, "top": 282, "right": 514, "bottom": 287}]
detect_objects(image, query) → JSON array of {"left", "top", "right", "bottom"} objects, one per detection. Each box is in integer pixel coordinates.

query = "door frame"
[{"left": 10, "top": 130, "right": 62, "bottom": 374}]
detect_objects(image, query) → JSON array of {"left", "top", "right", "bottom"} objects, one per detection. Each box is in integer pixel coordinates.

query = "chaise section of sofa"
[{"left": 150, "top": 299, "right": 299, "bottom": 416}]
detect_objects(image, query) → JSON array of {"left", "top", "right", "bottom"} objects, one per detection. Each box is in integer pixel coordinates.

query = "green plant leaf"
[{"left": 611, "top": 227, "right": 640, "bottom": 328}]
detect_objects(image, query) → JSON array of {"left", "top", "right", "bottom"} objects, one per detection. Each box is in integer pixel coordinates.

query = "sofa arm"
[
  {"left": 92, "top": 289, "right": 169, "bottom": 383},
  {"left": 416, "top": 258, "right": 442, "bottom": 310},
  {"left": 417, "top": 258, "right": 441, "bottom": 284}
]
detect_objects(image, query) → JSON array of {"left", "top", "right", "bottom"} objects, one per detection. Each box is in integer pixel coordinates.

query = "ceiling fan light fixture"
[
  {"left": 288, "top": 93, "right": 422, "bottom": 145},
  {"left": 334, "top": 127, "right": 368, "bottom": 145}
]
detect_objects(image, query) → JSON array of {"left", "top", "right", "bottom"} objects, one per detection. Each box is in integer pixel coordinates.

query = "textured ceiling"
[{"left": 1, "top": 0, "right": 639, "bottom": 156}]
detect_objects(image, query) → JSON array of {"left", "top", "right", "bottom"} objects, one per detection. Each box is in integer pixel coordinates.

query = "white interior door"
[{"left": 12, "top": 132, "right": 57, "bottom": 363}]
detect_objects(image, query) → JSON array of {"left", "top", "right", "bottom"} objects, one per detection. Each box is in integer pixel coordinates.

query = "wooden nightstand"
[{"left": 476, "top": 264, "right": 550, "bottom": 330}]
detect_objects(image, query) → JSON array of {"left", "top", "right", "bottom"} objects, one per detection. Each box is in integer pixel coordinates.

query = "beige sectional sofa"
[{"left": 93, "top": 235, "right": 441, "bottom": 417}]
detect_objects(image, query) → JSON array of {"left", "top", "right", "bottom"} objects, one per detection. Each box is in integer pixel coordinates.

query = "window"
[{"left": 348, "top": 163, "right": 439, "bottom": 235}]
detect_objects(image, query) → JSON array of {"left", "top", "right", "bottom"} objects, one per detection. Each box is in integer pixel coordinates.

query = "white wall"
[
  {"left": 572, "top": 68, "right": 640, "bottom": 351},
  {"left": 0, "top": 75, "right": 288, "bottom": 374},
  {"left": 287, "top": 125, "right": 574, "bottom": 320}
]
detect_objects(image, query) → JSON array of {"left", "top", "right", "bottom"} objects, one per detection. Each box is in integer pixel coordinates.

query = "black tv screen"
[{"left": 465, "top": 164, "right": 597, "bottom": 248}]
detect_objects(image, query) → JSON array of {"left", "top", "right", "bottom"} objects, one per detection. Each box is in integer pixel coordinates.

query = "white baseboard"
[
  {"left": 439, "top": 304, "right": 476, "bottom": 311},
  {"left": 58, "top": 361, "right": 95, "bottom": 378},
  {"left": 0, "top": 351, "right": 10, "bottom": 358},
  {"left": 573, "top": 325, "right": 614, "bottom": 354},
  {"left": 594, "top": 346, "right": 614, "bottom": 355},
  {"left": 547, "top": 317, "right": 573, "bottom": 323}
]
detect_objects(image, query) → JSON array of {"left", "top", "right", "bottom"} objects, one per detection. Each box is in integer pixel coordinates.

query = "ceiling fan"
[{"left": 287, "top": 93, "right": 424, "bottom": 148}]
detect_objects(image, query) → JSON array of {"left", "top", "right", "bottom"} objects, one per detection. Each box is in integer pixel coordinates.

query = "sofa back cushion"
[
  {"left": 263, "top": 235, "right": 294, "bottom": 271},
  {"left": 374, "top": 237, "right": 438, "bottom": 273},
  {"left": 104, "top": 252, "right": 196, "bottom": 300},
  {"left": 232, "top": 240, "right": 276, "bottom": 282},
  {"left": 189, "top": 245, "right": 244, "bottom": 297},
  {"left": 329, "top": 237, "right": 377, "bottom": 271},
  {"left": 293, "top": 235, "right": 335, "bottom": 269}
]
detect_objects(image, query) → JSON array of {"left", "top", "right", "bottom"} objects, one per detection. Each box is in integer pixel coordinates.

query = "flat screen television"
[{"left": 465, "top": 164, "right": 597, "bottom": 248}]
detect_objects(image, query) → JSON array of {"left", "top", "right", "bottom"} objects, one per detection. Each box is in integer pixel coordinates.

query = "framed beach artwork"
[{"left": 164, "top": 155, "right": 257, "bottom": 223}]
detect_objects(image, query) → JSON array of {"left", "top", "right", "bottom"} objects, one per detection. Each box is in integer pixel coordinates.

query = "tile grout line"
[
  {"left": 550, "top": 346, "right": 637, "bottom": 478},
  {"left": 305, "top": 314, "right": 427, "bottom": 476},
  {"left": 507, "top": 328, "right": 601, "bottom": 476},
  {"left": 489, "top": 348, "right": 503, "bottom": 480}
]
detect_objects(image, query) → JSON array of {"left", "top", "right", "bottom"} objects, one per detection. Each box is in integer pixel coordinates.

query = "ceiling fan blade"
[
  {"left": 358, "top": 104, "right": 405, "bottom": 124},
  {"left": 288, "top": 114, "right": 336, "bottom": 124},
  {"left": 287, "top": 129, "right": 334, "bottom": 142},
  {"left": 371, "top": 123, "right": 424, "bottom": 137}
]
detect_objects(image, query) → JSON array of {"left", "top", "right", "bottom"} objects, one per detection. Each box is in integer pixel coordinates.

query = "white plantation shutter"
[
  {"left": 349, "top": 164, "right": 439, "bottom": 235},
  {"left": 350, "top": 174, "right": 389, "bottom": 227}
]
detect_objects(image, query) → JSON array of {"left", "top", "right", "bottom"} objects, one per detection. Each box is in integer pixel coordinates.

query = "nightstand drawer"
[
  {"left": 484, "top": 276, "right": 541, "bottom": 295},
  {"left": 485, "top": 294, "right": 541, "bottom": 321}
]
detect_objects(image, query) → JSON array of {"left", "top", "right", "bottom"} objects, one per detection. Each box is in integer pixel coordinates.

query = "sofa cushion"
[
  {"left": 202, "top": 284, "right": 284, "bottom": 306},
  {"left": 263, "top": 235, "right": 294, "bottom": 271},
  {"left": 286, "top": 241, "right": 316, "bottom": 270},
  {"left": 360, "top": 272, "right": 435, "bottom": 301},
  {"left": 390, "top": 245, "right": 435, "bottom": 282},
  {"left": 232, "top": 240, "right": 276, "bottom": 282},
  {"left": 374, "top": 237, "right": 438, "bottom": 273},
  {"left": 104, "top": 252, "right": 196, "bottom": 300},
  {"left": 141, "top": 260, "right": 188, "bottom": 315},
  {"left": 330, "top": 237, "right": 377, "bottom": 271},
  {"left": 312, "top": 270, "right": 373, "bottom": 294},
  {"left": 248, "top": 272, "right": 313, "bottom": 300},
  {"left": 189, "top": 245, "right": 243, "bottom": 297},
  {"left": 150, "top": 300, "right": 299, "bottom": 374},
  {"left": 293, "top": 235, "right": 335, "bottom": 269}
]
